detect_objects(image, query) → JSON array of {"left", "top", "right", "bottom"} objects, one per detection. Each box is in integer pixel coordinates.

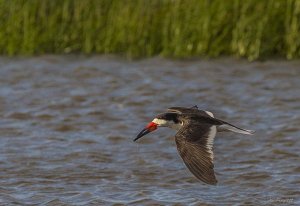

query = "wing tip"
[
  {"left": 204, "top": 178, "right": 218, "bottom": 185},
  {"left": 245, "top": 129, "right": 255, "bottom": 135},
  {"left": 218, "top": 124, "right": 256, "bottom": 135},
  {"left": 195, "top": 175, "right": 217, "bottom": 185}
]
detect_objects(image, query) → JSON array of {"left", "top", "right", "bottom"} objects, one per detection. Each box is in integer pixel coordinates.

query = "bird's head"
[{"left": 134, "top": 112, "right": 182, "bottom": 141}]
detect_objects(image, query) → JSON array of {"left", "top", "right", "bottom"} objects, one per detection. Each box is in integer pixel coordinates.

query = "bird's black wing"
[
  {"left": 169, "top": 107, "right": 255, "bottom": 135},
  {"left": 167, "top": 106, "right": 213, "bottom": 118},
  {"left": 167, "top": 106, "right": 198, "bottom": 114},
  {"left": 175, "top": 119, "right": 218, "bottom": 185}
]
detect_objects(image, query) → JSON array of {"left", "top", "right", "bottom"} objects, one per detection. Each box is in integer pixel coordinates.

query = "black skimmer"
[{"left": 134, "top": 106, "right": 255, "bottom": 185}]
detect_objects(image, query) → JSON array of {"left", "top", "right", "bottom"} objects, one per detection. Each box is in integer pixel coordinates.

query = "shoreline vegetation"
[{"left": 1, "top": 0, "right": 300, "bottom": 60}]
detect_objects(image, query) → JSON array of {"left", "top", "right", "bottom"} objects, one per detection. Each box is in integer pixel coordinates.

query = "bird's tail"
[{"left": 217, "top": 122, "right": 255, "bottom": 135}]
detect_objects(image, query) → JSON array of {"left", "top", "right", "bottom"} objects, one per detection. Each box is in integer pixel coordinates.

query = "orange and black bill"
[{"left": 134, "top": 122, "right": 158, "bottom": 141}]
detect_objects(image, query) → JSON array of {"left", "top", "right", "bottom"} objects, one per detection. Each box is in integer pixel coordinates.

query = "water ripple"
[{"left": 0, "top": 56, "right": 299, "bottom": 205}]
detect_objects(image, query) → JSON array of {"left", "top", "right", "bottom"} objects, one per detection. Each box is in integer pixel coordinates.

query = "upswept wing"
[{"left": 167, "top": 106, "right": 214, "bottom": 118}]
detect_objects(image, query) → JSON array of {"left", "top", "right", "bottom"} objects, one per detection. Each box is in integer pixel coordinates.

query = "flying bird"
[{"left": 134, "top": 106, "right": 255, "bottom": 185}]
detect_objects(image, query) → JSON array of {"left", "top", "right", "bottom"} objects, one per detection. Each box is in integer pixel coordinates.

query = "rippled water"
[{"left": 0, "top": 56, "right": 299, "bottom": 205}]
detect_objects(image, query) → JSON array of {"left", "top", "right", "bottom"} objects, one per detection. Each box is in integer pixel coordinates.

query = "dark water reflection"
[{"left": 0, "top": 56, "right": 299, "bottom": 205}]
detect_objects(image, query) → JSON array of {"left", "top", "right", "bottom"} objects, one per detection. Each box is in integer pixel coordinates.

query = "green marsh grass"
[{"left": 0, "top": 0, "right": 300, "bottom": 60}]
